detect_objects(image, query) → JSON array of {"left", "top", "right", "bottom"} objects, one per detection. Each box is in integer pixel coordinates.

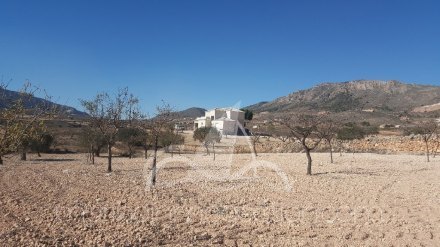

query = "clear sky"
[{"left": 1, "top": 0, "right": 440, "bottom": 114}]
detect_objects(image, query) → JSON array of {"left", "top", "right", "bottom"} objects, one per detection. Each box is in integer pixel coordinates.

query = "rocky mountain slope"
[
  {"left": 247, "top": 80, "right": 440, "bottom": 113},
  {"left": 0, "top": 87, "right": 88, "bottom": 118}
]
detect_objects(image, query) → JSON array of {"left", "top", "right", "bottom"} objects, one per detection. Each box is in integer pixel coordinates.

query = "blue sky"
[{"left": 1, "top": 0, "right": 440, "bottom": 114}]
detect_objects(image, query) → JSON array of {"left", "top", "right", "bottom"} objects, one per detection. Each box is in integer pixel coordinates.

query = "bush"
[
  {"left": 240, "top": 109, "right": 253, "bottom": 121},
  {"left": 29, "top": 133, "right": 54, "bottom": 154},
  {"left": 337, "top": 124, "right": 365, "bottom": 140},
  {"left": 361, "top": 121, "right": 370, "bottom": 126},
  {"left": 117, "top": 128, "right": 145, "bottom": 158},
  {"left": 160, "top": 130, "right": 184, "bottom": 151},
  {"left": 363, "top": 126, "right": 379, "bottom": 135}
]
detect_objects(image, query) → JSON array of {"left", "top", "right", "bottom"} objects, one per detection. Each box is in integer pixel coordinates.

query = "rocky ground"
[{"left": 0, "top": 151, "right": 439, "bottom": 246}]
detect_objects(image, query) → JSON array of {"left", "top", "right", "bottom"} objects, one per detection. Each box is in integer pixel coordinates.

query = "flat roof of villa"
[{"left": 206, "top": 107, "right": 243, "bottom": 112}]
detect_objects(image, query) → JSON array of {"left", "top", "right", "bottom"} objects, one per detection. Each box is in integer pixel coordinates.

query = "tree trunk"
[
  {"left": 95, "top": 148, "right": 100, "bottom": 157},
  {"left": 143, "top": 146, "right": 148, "bottom": 159},
  {"left": 0, "top": 156, "right": 3, "bottom": 165},
  {"left": 433, "top": 141, "right": 440, "bottom": 158},
  {"left": 37, "top": 152, "right": 41, "bottom": 157},
  {"left": 425, "top": 140, "right": 430, "bottom": 162},
  {"left": 171, "top": 145, "right": 173, "bottom": 157},
  {"left": 329, "top": 141, "right": 333, "bottom": 164},
  {"left": 87, "top": 145, "right": 91, "bottom": 163},
  {"left": 107, "top": 143, "right": 112, "bottom": 172},
  {"left": 213, "top": 143, "right": 215, "bottom": 161},
  {"left": 253, "top": 142, "right": 258, "bottom": 157},
  {"left": 90, "top": 144, "right": 95, "bottom": 164},
  {"left": 20, "top": 150, "right": 27, "bottom": 161},
  {"left": 339, "top": 141, "right": 343, "bottom": 157},
  {"left": 305, "top": 148, "right": 312, "bottom": 175},
  {"left": 151, "top": 136, "right": 159, "bottom": 186},
  {"left": 205, "top": 143, "right": 210, "bottom": 155}
]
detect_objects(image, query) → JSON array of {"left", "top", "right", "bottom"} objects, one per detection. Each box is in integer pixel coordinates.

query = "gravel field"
[{"left": 0, "top": 151, "right": 439, "bottom": 246}]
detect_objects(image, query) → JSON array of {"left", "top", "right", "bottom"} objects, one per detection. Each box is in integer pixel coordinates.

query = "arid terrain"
[{"left": 1, "top": 151, "right": 439, "bottom": 246}]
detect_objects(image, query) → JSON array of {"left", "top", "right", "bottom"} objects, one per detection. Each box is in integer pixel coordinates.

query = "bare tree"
[
  {"left": 79, "top": 126, "right": 106, "bottom": 164},
  {"left": 411, "top": 120, "right": 438, "bottom": 162},
  {"left": 80, "top": 88, "right": 138, "bottom": 172},
  {"left": 317, "top": 118, "right": 339, "bottom": 163},
  {"left": 276, "top": 114, "right": 323, "bottom": 175},
  {"left": 249, "top": 128, "right": 262, "bottom": 157},
  {"left": 0, "top": 81, "right": 55, "bottom": 164},
  {"left": 193, "top": 126, "right": 221, "bottom": 159},
  {"left": 138, "top": 102, "right": 176, "bottom": 186},
  {"left": 336, "top": 139, "right": 344, "bottom": 157},
  {"left": 139, "top": 130, "right": 153, "bottom": 159},
  {"left": 267, "top": 123, "right": 290, "bottom": 142}
]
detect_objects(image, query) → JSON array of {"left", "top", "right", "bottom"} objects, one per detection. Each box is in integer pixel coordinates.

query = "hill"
[
  {"left": 175, "top": 107, "right": 206, "bottom": 118},
  {"left": 0, "top": 87, "right": 88, "bottom": 118},
  {"left": 245, "top": 80, "right": 440, "bottom": 124}
]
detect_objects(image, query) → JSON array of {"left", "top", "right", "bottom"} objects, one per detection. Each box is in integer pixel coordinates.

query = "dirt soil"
[{"left": 0, "top": 152, "right": 439, "bottom": 246}]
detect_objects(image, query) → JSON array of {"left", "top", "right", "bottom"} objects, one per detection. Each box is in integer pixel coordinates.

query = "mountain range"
[
  {"left": 3, "top": 80, "right": 440, "bottom": 124},
  {"left": 245, "top": 80, "right": 440, "bottom": 124},
  {"left": 0, "top": 87, "right": 88, "bottom": 118}
]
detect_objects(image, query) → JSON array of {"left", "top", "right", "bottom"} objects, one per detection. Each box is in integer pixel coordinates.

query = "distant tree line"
[{"left": 4, "top": 80, "right": 440, "bottom": 184}]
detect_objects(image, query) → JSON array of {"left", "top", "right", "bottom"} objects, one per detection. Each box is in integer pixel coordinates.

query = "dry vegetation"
[{"left": 1, "top": 152, "right": 439, "bottom": 246}]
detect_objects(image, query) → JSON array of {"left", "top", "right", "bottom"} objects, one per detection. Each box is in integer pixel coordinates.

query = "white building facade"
[{"left": 194, "top": 108, "right": 245, "bottom": 135}]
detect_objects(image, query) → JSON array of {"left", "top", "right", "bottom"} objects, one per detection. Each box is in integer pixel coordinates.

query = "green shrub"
[{"left": 337, "top": 124, "right": 365, "bottom": 140}]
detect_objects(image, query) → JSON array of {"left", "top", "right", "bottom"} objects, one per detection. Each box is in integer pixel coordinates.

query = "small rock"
[
  {"left": 306, "top": 207, "right": 316, "bottom": 212},
  {"left": 361, "top": 232, "right": 369, "bottom": 240},
  {"left": 212, "top": 235, "right": 224, "bottom": 244},
  {"left": 116, "top": 199, "right": 127, "bottom": 206},
  {"left": 194, "top": 233, "right": 211, "bottom": 241},
  {"left": 102, "top": 207, "right": 111, "bottom": 215},
  {"left": 81, "top": 211, "right": 91, "bottom": 218},
  {"left": 224, "top": 239, "right": 237, "bottom": 246}
]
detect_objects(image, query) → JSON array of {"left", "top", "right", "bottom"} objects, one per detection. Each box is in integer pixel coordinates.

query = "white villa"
[{"left": 194, "top": 108, "right": 245, "bottom": 135}]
